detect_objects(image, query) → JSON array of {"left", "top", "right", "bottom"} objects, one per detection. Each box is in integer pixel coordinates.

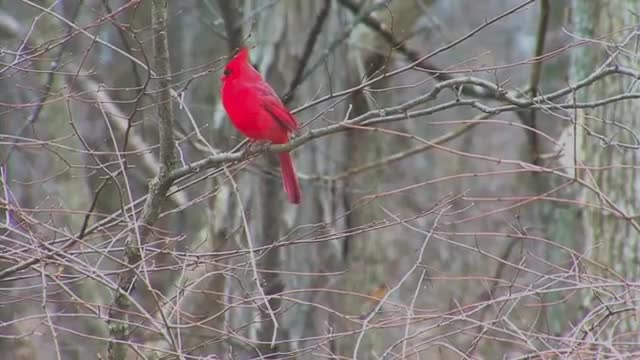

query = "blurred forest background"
[{"left": 1, "top": 0, "right": 640, "bottom": 359}]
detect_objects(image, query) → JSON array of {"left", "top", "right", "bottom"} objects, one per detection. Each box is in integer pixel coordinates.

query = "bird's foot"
[{"left": 244, "top": 140, "right": 273, "bottom": 156}]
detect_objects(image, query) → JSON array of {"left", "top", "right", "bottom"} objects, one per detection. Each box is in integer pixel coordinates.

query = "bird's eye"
[{"left": 223, "top": 69, "right": 231, "bottom": 76}]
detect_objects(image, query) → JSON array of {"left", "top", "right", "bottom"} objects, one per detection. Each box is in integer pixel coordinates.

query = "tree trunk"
[
  {"left": 571, "top": 0, "right": 640, "bottom": 339},
  {"left": 232, "top": 1, "right": 352, "bottom": 357}
]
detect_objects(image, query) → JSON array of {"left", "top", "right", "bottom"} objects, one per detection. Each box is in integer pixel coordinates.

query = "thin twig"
[{"left": 282, "top": 0, "right": 332, "bottom": 104}]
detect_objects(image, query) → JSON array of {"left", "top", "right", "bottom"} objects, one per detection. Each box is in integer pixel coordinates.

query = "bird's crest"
[{"left": 232, "top": 47, "right": 250, "bottom": 64}]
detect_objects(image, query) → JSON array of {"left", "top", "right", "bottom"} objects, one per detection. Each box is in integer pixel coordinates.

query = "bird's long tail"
[{"left": 278, "top": 152, "right": 301, "bottom": 204}]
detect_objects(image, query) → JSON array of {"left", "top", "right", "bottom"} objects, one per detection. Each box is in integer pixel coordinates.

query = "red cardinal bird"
[{"left": 221, "top": 47, "right": 302, "bottom": 204}]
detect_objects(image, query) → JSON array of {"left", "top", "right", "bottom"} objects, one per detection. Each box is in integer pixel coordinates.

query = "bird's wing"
[{"left": 259, "top": 91, "right": 298, "bottom": 133}]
